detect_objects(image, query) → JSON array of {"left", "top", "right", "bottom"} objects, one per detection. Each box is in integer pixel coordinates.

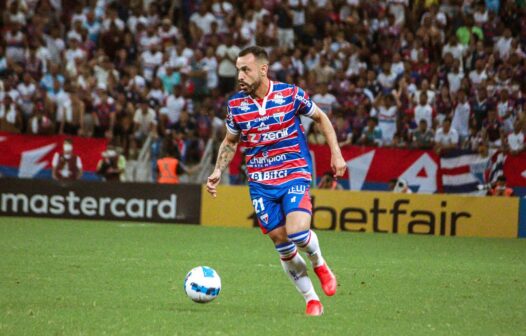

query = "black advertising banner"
[{"left": 0, "top": 178, "right": 201, "bottom": 224}]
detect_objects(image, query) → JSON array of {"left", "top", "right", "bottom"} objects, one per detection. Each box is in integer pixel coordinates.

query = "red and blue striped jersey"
[{"left": 226, "top": 81, "right": 316, "bottom": 186}]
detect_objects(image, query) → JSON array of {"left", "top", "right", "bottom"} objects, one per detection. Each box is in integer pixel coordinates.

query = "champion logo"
[
  {"left": 260, "top": 213, "right": 269, "bottom": 224},
  {"left": 272, "top": 93, "right": 285, "bottom": 105},
  {"left": 273, "top": 112, "right": 285, "bottom": 124}
]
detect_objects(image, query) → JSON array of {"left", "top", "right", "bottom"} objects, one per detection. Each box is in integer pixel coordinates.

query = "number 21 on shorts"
[{"left": 252, "top": 197, "right": 265, "bottom": 214}]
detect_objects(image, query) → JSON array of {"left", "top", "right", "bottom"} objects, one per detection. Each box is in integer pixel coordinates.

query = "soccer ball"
[{"left": 184, "top": 266, "right": 221, "bottom": 303}]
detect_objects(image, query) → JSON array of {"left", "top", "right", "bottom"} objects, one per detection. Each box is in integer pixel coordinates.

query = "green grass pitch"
[{"left": 0, "top": 217, "right": 525, "bottom": 335}]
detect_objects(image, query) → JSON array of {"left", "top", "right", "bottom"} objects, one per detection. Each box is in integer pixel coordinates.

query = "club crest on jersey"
[
  {"left": 272, "top": 93, "right": 285, "bottom": 105},
  {"left": 273, "top": 112, "right": 285, "bottom": 124},
  {"left": 240, "top": 100, "right": 251, "bottom": 112},
  {"left": 260, "top": 213, "right": 269, "bottom": 224}
]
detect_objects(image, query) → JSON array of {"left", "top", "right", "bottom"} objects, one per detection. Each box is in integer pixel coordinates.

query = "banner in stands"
[
  {"left": 229, "top": 145, "right": 526, "bottom": 193},
  {"left": 0, "top": 132, "right": 107, "bottom": 180},
  {"left": 0, "top": 178, "right": 201, "bottom": 224},
  {"left": 200, "top": 186, "right": 519, "bottom": 238}
]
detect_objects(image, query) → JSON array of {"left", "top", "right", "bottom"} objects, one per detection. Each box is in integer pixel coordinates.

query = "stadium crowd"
[{"left": 0, "top": 0, "right": 525, "bottom": 173}]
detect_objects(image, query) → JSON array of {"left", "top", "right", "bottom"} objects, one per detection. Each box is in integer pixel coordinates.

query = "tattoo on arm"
[{"left": 215, "top": 140, "right": 237, "bottom": 172}]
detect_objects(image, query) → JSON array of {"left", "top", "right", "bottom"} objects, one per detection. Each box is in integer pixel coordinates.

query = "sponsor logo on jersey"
[
  {"left": 261, "top": 129, "right": 289, "bottom": 142},
  {"left": 296, "top": 94, "right": 312, "bottom": 108},
  {"left": 247, "top": 129, "right": 289, "bottom": 143},
  {"left": 272, "top": 93, "right": 285, "bottom": 105},
  {"left": 257, "top": 122, "right": 270, "bottom": 131},
  {"left": 252, "top": 153, "right": 287, "bottom": 166},
  {"left": 288, "top": 185, "right": 307, "bottom": 195},
  {"left": 250, "top": 170, "right": 288, "bottom": 181},
  {"left": 273, "top": 112, "right": 285, "bottom": 124}
]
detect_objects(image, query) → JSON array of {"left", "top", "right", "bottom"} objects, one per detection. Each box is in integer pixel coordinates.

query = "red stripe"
[
  {"left": 298, "top": 231, "right": 312, "bottom": 247},
  {"left": 280, "top": 250, "right": 298, "bottom": 261},
  {"left": 246, "top": 144, "right": 300, "bottom": 161},
  {"left": 248, "top": 158, "right": 308, "bottom": 173},
  {"left": 441, "top": 165, "right": 470, "bottom": 175}
]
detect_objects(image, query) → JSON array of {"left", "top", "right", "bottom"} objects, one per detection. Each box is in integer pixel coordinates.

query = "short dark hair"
[{"left": 238, "top": 46, "right": 268, "bottom": 63}]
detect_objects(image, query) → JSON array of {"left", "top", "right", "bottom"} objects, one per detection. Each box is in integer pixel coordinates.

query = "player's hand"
[
  {"left": 331, "top": 153, "right": 347, "bottom": 177},
  {"left": 206, "top": 168, "right": 222, "bottom": 198}
]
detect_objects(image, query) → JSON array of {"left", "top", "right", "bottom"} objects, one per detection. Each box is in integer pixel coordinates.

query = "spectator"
[
  {"left": 482, "top": 109, "right": 504, "bottom": 148},
  {"left": 434, "top": 117, "right": 459, "bottom": 154},
  {"left": 93, "top": 85, "right": 116, "bottom": 139},
  {"left": 506, "top": 121, "right": 525, "bottom": 155},
  {"left": 51, "top": 138, "right": 83, "bottom": 180},
  {"left": 489, "top": 176, "right": 514, "bottom": 197},
  {"left": 133, "top": 99, "right": 157, "bottom": 146},
  {"left": 496, "top": 89, "right": 515, "bottom": 133},
  {"left": 312, "top": 83, "right": 338, "bottom": 117},
  {"left": 359, "top": 117, "right": 383, "bottom": 147},
  {"left": 413, "top": 93, "right": 434, "bottom": 130},
  {"left": 371, "top": 94, "right": 399, "bottom": 145},
  {"left": 411, "top": 119, "right": 435, "bottom": 149},
  {"left": 0, "top": 95, "right": 23, "bottom": 133},
  {"left": 97, "top": 146, "right": 126, "bottom": 181},
  {"left": 451, "top": 90, "right": 471, "bottom": 141},
  {"left": 216, "top": 34, "right": 240, "bottom": 94}
]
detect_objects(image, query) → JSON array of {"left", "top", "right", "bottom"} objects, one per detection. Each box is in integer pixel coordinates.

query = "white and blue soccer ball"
[{"left": 184, "top": 266, "right": 221, "bottom": 303}]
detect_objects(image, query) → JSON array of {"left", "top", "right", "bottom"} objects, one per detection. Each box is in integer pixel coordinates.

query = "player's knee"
[{"left": 268, "top": 226, "right": 288, "bottom": 245}]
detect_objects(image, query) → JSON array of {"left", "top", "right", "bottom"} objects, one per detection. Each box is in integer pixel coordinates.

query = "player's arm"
[
  {"left": 310, "top": 107, "right": 347, "bottom": 177},
  {"left": 206, "top": 131, "right": 240, "bottom": 197}
]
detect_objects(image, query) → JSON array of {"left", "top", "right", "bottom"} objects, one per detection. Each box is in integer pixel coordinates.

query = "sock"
[
  {"left": 275, "top": 241, "right": 319, "bottom": 302},
  {"left": 288, "top": 230, "right": 325, "bottom": 268}
]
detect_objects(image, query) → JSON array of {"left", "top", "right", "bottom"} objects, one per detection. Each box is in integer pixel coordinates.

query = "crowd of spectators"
[{"left": 0, "top": 0, "right": 525, "bottom": 174}]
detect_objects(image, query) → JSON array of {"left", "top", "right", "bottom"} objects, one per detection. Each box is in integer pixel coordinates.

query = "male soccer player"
[{"left": 206, "top": 46, "right": 346, "bottom": 316}]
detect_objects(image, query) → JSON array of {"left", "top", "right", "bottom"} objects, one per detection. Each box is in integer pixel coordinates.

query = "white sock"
[
  {"left": 280, "top": 253, "right": 319, "bottom": 302},
  {"left": 288, "top": 230, "right": 325, "bottom": 268},
  {"left": 275, "top": 241, "right": 320, "bottom": 302}
]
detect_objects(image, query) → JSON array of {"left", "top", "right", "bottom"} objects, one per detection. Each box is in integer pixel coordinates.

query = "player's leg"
[
  {"left": 267, "top": 226, "right": 322, "bottom": 316},
  {"left": 283, "top": 184, "right": 337, "bottom": 297},
  {"left": 250, "top": 187, "right": 322, "bottom": 315}
]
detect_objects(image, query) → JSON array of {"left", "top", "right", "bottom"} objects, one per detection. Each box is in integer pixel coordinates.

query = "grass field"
[{"left": 0, "top": 217, "right": 525, "bottom": 335}]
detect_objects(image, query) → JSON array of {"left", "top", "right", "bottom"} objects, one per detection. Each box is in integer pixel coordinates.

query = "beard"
[{"left": 239, "top": 76, "right": 262, "bottom": 96}]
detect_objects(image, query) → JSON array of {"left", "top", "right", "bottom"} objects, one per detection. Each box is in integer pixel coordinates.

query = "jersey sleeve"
[
  {"left": 225, "top": 105, "right": 240, "bottom": 135},
  {"left": 295, "top": 86, "right": 316, "bottom": 117}
]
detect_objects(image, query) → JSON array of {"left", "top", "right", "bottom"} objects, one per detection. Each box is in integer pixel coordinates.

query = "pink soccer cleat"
[
  {"left": 305, "top": 300, "right": 323, "bottom": 316},
  {"left": 314, "top": 263, "right": 337, "bottom": 296}
]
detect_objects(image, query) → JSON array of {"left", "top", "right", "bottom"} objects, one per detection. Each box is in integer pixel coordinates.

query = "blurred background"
[{"left": 0, "top": 0, "right": 525, "bottom": 195}]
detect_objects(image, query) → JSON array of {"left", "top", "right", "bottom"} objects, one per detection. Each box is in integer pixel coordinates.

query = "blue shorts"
[{"left": 249, "top": 181, "right": 312, "bottom": 234}]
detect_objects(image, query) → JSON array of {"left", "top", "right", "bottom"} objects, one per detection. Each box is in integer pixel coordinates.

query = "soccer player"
[{"left": 206, "top": 46, "right": 346, "bottom": 316}]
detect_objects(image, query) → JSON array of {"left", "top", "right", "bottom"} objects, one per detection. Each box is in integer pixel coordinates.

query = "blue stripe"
[
  {"left": 275, "top": 241, "right": 295, "bottom": 249},
  {"left": 276, "top": 243, "right": 296, "bottom": 251},
  {"left": 519, "top": 198, "right": 526, "bottom": 238},
  {"left": 277, "top": 247, "right": 296, "bottom": 255},
  {"left": 443, "top": 182, "right": 480, "bottom": 193},
  {"left": 288, "top": 230, "right": 310, "bottom": 239},
  {"left": 440, "top": 149, "right": 476, "bottom": 159}
]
